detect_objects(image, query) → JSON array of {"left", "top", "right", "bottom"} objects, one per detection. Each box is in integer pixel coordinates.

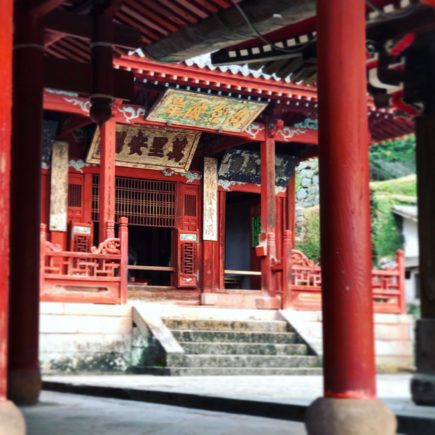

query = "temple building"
[
  {"left": 40, "top": 55, "right": 410, "bottom": 310},
  {"left": 2, "top": 1, "right": 435, "bottom": 434}
]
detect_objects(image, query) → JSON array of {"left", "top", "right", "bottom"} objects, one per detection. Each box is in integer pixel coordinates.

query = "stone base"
[
  {"left": 411, "top": 373, "right": 435, "bottom": 405},
  {"left": 200, "top": 293, "right": 218, "bottom": 305},
  {"left": 0, "top": 400, "right": 25, "bottom": 435},
  {"left": 255, "top": 296, "right": 280, "bottom": 310},
  {"left": 305, "top": 397, "right": 396, "bottom": 435},
  {"left": 8, "top": 367, "right": 42, "bottom": 405}
]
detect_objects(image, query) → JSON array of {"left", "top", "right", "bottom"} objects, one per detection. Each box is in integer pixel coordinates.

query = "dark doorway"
[
  {"left": 225, "top": 192, "right": 261, "bottom": 290},
  {"left": 128, "top": 226, "right": 173, "bottom": 286}
]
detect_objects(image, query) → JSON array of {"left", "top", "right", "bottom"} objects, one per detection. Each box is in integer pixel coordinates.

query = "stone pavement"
[
  {"left": 45, "top": 373, "right": 433, "bottom": 420},
  {"left": 22, "top": 391, "right": 307, "bottom": 435}
]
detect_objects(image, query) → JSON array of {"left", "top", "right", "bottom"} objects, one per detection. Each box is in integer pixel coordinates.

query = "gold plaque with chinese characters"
[
  {"left": 146, "top": 89, "right": 267, "bottom": 133},
  {"left": 86, "top": 124, "right": 201, "bottom": 173}
]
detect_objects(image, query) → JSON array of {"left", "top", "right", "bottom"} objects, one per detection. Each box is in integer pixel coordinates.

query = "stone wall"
[
  {"left": 295, "top": 158, "right": 319, "bottom": 242},
  {"left": 40, "top": 302, "right": 132, "bottom": 373}
]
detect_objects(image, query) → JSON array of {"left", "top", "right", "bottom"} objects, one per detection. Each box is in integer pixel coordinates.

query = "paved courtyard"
[
  {"left": 22, "top": 391, "right": 306, "bottom": 435},
  {"left": 45, "top": 373, "right": 433, "bottom": 420}
]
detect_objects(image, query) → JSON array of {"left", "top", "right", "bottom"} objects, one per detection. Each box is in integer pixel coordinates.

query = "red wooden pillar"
[
  {"left": 8, "top": 10, "right": 44, "bottom": 406},
  {"left": 286, "top": 176, "right": 296, "bottom": 249},
  {"left": 0, "top": 0, "right": 25, "bottom": 430},
  {"left": 99, "top": 119, "right": 116, "bottom": 240},
  {"left": 306, "top": 0, "right": 396, "bottom": 432},
  {"left": 259, "top": 137, "right": 276, "bottom": 297}
]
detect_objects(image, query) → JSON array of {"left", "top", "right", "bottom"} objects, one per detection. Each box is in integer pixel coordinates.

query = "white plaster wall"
[{"left": 403, "top": 219, "right": 419, "bottom": 258}]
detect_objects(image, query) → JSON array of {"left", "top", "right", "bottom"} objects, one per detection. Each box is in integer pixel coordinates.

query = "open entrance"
[
  {"left": 224, "top": 192, "right": 261, "bottom": 290},
  {"left": 128, "top": 226, "right": 173, "bottom": 286},
  {"left": 92, "top": 175, "right": 176, "bottom": 286}
]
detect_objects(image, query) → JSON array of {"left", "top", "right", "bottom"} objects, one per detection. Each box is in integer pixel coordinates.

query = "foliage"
[
  {"left": 370, "top": 174, "right": 416, "bottom": 197},
  {"left": 370, "top": 175, "right": 416, "bottom": 265},
  {"left": 370, "top": 194, "right": 403, "bottom": 265},
  {"left": 296, "top": 176, "right": 416, "bottom": 266},
  {"left": 370, "top": 135, "right": 416, "bottom": 180},
  {"left": 295, "top": 206, "right": 320, "bottom": 261}
]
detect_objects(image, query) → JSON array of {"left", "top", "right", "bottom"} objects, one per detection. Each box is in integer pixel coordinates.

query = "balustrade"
[{"left": 40, "top": 217, "right": 128, "bottom": 304}]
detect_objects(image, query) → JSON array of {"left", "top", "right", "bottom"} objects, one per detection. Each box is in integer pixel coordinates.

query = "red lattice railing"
[
  {"left": 40, "top": 218, "right": 129, "bottom": 304},
  {"left": 285, "top": 249, "right": 406, "bottom": 313}
]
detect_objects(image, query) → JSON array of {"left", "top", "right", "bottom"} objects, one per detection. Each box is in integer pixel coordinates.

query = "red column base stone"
[
  {"left": 0, "top": 400, "right": 25, "bottom": 435},
  {"left": 305, "top": 397, "right": 396, "bottom": 435}
]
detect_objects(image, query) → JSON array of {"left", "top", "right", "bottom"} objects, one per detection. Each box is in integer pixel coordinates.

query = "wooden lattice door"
[{"left": 175, "top": 184, "right": 200, "bottom": 288}]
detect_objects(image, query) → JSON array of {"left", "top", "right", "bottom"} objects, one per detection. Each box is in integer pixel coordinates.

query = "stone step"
[
  {"left": 171, "top": 330, "right": 299, "bottom": 344},
  {"left": 136, "top": 366, "right": 323, "bottom": 376},
  {"left": 166, "top": 354, "right": 321, "bottom": 368},
  {"left": 164, "top": 318, "right": 290, "bottom": 333},
  {"left": 179, "top": 342, "right": 308, "bottom": 356}
]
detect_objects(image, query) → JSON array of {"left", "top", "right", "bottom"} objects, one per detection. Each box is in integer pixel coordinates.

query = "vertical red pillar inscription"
[
  {"left": 99, "top": 119, "right": 116, "bottom": 240},
  {"left": 8, "top": 10, "right": 44, "bottom": 404},
  {"left": 0, "top": 0, "right": 13, "bottom": 403},
  {"left": 317, "top": 0, "right": 375, "bottom": 398}
]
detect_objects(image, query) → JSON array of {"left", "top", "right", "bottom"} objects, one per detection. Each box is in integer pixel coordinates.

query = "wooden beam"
[
  {"left": 144, "top": 0, "right": 316, "bottom": 62},
  {"left": 30, "top": 0, "right": 64, "bottom": 17},
  {"left": 44, "top": 57, "right": 134, "bottom": 100},
  {"left": 45, "top": 10, "right": 141, "bottom": 49},
  {"left": 44, "top": 92, "right": 319, "bottom": 144}
]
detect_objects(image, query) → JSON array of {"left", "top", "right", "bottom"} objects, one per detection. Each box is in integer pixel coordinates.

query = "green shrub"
[{"left": 296, "top": 206, "right": 320, "bottom": 261}]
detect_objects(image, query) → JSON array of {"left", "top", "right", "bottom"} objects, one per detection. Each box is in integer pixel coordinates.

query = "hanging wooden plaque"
[
  {"left": 86, "top": 124, "right": 201, "bottom": 173},
  {"left": 147, "top": 89, "right": 266, "bottom": 133}
]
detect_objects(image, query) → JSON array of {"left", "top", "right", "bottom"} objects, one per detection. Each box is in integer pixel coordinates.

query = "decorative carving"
[
  {"left": 91, "top": 238, "right": 121, "bottom": 255},
  {"left": 45, "top": 241, "right": 62, "bottom": 252},
  {"left": 276, "top": 127, "right": 306, "bottom": 141},
  {"left": 291, "top": 249, "right": 316, "bottom": 267},
  {"left": 64, "top": 97, "right": 91, "bottom": 113},
  {"left": 118, "top": 106, "right": 146, "bottom": 123},
  {"left": 245, "top": 122, "right": 264, "bottom": 138},
  {"left": 294, "top": 118, "right": 318, "bottom": 130},
  {"left": 69, "top": 159, "right": 91, "bottom": 173}
]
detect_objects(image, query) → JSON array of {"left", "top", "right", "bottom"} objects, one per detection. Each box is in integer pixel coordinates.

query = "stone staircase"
[{"left": 139, "top": 317, "right": 322, "bottom": 375}]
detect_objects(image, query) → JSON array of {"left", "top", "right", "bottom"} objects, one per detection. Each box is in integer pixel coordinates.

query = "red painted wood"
[
  {"left": 218, "top": 190, "right": 226, "bottom": 290},
  {"left": 40, "top": 171, "right": 49, "bottom": 225},
  {"left": 119, "top": 217, "right": 129, "bottom": 304},
  {"left": 287, "top": 250, "right": 405, "bottom": 314},
  {"left": 115, "top": 57, "right": 318, "bottom": 101},
  {"left": 286, "top": 176, "right": 296, "bottom": 249},
  {"left": 260, "top": 138, "right": 277, "bottom": 296},
  {"left": 281, "top": 230, "right": 293, "bottom": 309},
  {"left": 175, "top": 184, "right": 200, "bottom": 288},
  {"left": 99, "top": 119, "right": 116, "bottom": 240},
  {"left": 317, "top": 0, "right": 376, "bottom": 399},
  {"left": 42, "top": 92, "right": 319, "bottom": 145},
  {"left": 9, "top": 11, "right": 44, "bottom": 385},
  {"left": 202, "top": 240, "right": 216, "bottom": 292},
  {"left": 0, "top": 0, "right": 13, "bottom": 400},
  {"left": 40, "top": 217, "right": 129, "bottom": 304}
]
